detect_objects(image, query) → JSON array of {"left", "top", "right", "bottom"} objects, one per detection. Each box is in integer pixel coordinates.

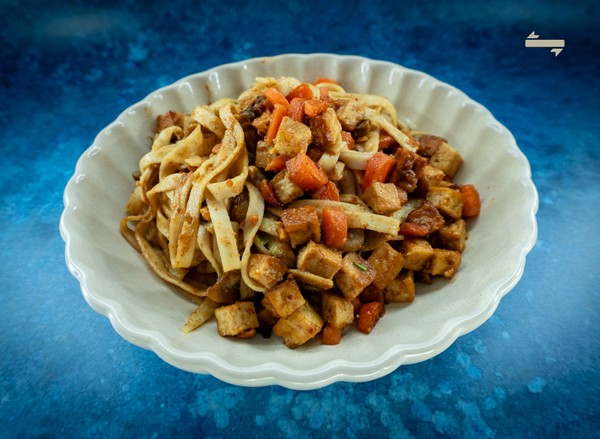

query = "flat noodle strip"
[
  {"left": 197, "top": 224, "right": 222, "bottom": 277},
  {"left": 206, "top": 193, "right": 241, "bottom": 273},
  {"left": 240, "top": 181, "right": 266, "bottom": 292}
]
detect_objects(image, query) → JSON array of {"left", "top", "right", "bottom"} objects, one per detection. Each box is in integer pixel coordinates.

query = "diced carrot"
[
  {"left": 358, "top": 302, "right": 384, "bottom": 334},
  {"left": 341, "top": 131, "right": 355, "bottom": 150},
  {"left": 286, "top": 82, "right": 313, "bottom": 100},
  {"left": 319, "top": 86, "right": 330, "bottom": 101},
  {"left": 311, "top": 180, "right": 340, "bottom": 201},
  {"left": 304, "top": 99, "right": 329, "bottom": 117},
  {"left": 287, "top": 97, "right": 305, "bottom": 122},
  {"left": 313, "top": 77, "right": 338, "bottom": 85},
  {"left": 322, "top": 323, "right": 342, "bottom": 345},
  {"left": 265, "top": 104, "right": 287, "bottom": 145},
  {"left": 362, "top": 152, "right": 396, "bottom": 190},
  {"left": 379, "top": 131, "right": 397, "bottom": 149},
  {"left": 285, "top": 152, "right": 329, "bottom": 190},
  {"left": 259, "top": 179, "right": 282, "bottom": 207},
  {"left": 322, "top": 206, "right": 348, "bottom": 249},
  {"left": 399, "top": 222, "right": 429, "bottom": 237},
  {"left": 264, "top": 87, "right": 289, "bottom": 108},
  {"left": 460, "top": 184, "right": 481, "bottom": 217},
  {"left": 264, "top": 154, "right": 289, "bottom": 172}
]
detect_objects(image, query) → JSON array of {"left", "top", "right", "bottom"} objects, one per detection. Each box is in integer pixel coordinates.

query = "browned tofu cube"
[
  {"left": 310, "top": 108, "right": 342, "bottom": 149},
  {"left": 384, "top": 271, "right": 415, "bottom": 302},
  {"left": 263, "top": 278, "right": 306, "bottom": 318},
  {"left": 427, "top": 187, "right": 464, "bottom": 220},
  {"left": 270, "top": 170, "right": 304, "bottom": 204},
  {"left": 274, "top": 116, "right": 312, "bottom": 156},
  {"left": 297, "top": 241, "right": 342, "bottom": 279},
  {"left": 334, "top": 253, "right": 377, "bottom": 300},
  {"left": 280, "top": 206, "right": 321, "bottom": 247},
  {"left": 214, "top": 301, "right": 259, "bottom": 337},
  {"left": 248, "top": 254, "right": 287, "bottom": 289},
  {"left": 273, "top": 302, "right": 324, "bottom": 348},
  {"left": 359, "top": 284, "right": 384, "bottom": 303},
  {"left": 335, "top": 99, "right": 364, "bottom": 131},
  {"left": 418, "top": 164, "right": 450, "bottom": 192},
  {"left": 429, "top": 141, "right": 463, "bottom": 178},
  {"left": 401, "top": 239, "right": 434, "bottom": 271},
  {"left": 439, "top": 219, "right": 468, "bottom": 252},
  {"left": 255, "top": 140, "right": 277, "bottom": 169},
  {"left": 322, "top": 292, "right": 355, "bottom": 329},
  {"left": 362, "top": 182, "right": 403, "bottom": 214},
  {"left": 425, "top": 249, "right": 462, "bottom": 278},
  {"left": 368, "top": 242, "right": 406, "bottom": 290}
]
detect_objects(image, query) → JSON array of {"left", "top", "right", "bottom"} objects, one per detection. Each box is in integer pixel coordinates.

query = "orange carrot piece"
[
  {"left": 259, "top": 179, "right": 282, "bottom": 207},
  {"left": 264, "top": 87, "right": 289, "bottom": 108},
  {"left": 399, "top": 222, "right": 429, "bottom": 238},
  {"left": 265, "top": 104, "right": 287, "bottom": 145},
  {"left": 358, "top": 302, "right": 384, "bottom": 334},
  {"left": 379, "top": 131, "right": 397, "bottom": 149},
  {"left": 287, "top": 97, "right": 305, "bottom": 122},
  {"left": 264, "top": 154, "right": 289, "bottom": 172},
  {"left": 287, "top": 82, "right": 313, "bottom": 100},
  {"left": 322, "top": 206, "right": 348, "bottom": 249},
  {"left": 311, "top": 180, "right": 340, "bottom": 201},
  {"left": 304, "top": 99, "right": 329, "bottom": 117},
  {"left": 322, "top": 323, "right": 342, "bottom": 345},
  {"left": 460, "top": 184, "right": 481, "bottom": 217},
  {"left": 313, "top": 77, "right": 338, "bottom": 85},
  {"left": 319, "top": 86, "right": 330, "bottom": 101},
  {"left": 285, "top": 152, "right": 329, "bottom": 190},
  {"left": 362, "top": 152, "right": 396, "bottom": 190},
  {"left": 341, "top": 131, "right": 355, "bottom": 150}
]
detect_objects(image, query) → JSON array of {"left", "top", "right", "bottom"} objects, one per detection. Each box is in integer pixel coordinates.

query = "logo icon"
[{"left": 525, "top": 32, "right": 565, "bottom": 56}]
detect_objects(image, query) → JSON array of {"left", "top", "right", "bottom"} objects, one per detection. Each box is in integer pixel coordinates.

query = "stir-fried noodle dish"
[{"left": 121, "top": 76, "right": 481, "bottom": 348}]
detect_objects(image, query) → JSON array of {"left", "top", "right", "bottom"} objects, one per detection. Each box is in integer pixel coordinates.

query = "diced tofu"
[
  {"left": 248, "top": 254, "right": 287, "bottom": 289},
  {"left": 287, "top": 269, "right": 334, "bottom": 291},
  {"left": 384, "top": 271, "right": 415, "bottom": 302},
  {"left": 335, "top": 99, "right": 364, "bottom": 131},
  {"left": 310, "top": 108, "right": 342, "bottom": 149},
  {"left": 255, "top": 140, "right": 276, "bottom": 169},
  {"left": 439, "top": 219, "right": 468, "bottom": 252},
  {"left": 424, "top": 249, "right": 462, "bottom": 278},
  {"left": 214, "top": 301, "right": 259, "bottom": 337},
  {"left": 400, "top": 239, "right": 434, "bottom": 271},
  {"left": 362, "top": 182, "right": 402, "bottom": 215},
  {"left": 334, "top": 253, "right": 377, "bottom": 300},
  {"left": 367, "top": 242, "right": 406, "bottom": 290},
  {"left": 273, "top": 302, "right": 324, "bottom": 348},
  {"left": 427, "top": 187, "right": 464, "bottom": 220},
  {"left": 418, "top": 164, "right": 450, "bottom": 192},
  {"left": 280, "top": 206, "right": 321, "bottom": 247},
  {"left": 328, "top": 161, "right": 345, "bottom": 181},
  {"left": 297, "top": 241, "right": 342, "bottom": 279},
  {"left": 359, "top": 284, "right": 385, "bottom": 303},
  {"left": 322, "top": 292, "right": 354, "bottom": 329},
  {"left": 263, "top": 278, "right": 305, "bottom": 318},
  {"left": 270, "top": 170, "right": 304, "bottom": 204},
  {"left": 273, "top": 116, "right": 312, "bottom": 156},
  {"left": 429, "top": 141, "right": 463, "bottom": 178}
]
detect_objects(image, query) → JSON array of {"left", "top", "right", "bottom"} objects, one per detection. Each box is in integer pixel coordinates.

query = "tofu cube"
[
  {"left": 384, "top": 271, "right": 415, "bottom": 302},
  {"left": 362, "top": 182, "right": 403, "bottom": 214},
  {"left": 297, "top": 241, "right": 342, "bottom": 279},
  {"left": 427, "top": 187, "right": 464, "bottom": 220},
  {"left": 255, "top": 140, "right": 276, "bottom": 169},
  {"left": 322, "top": 292, "right": 355, "bottom": 329},
  {"left": 425, "top": 249, "right": 462, "bottom": 278},
  {"left": 367, "top": 242, "right": 406, "bottom": 290},
  {"left": 429, "top": 141, "right": 463, "bottom": 178},
  {"left": 214, "top": 301, "right": 259, "bottom": 337},
  {"left": 273, "top": 302, "right": 324, "bottom": 348},
  {"left": 310, "top": 108, "right": 342, "bottom": 150},
  {"left": 263, "top": 278, "right": 306, "bottom": 318},
  {"left": 270, "top": 169, "right": 304, "bottom": 204},
  {"left": 248, "top": 254, "right": 287, "bottom": 289},
  {"left": 280, "top": 206, "right": 321, "bottom": 247},
  {"left": 274, "top": 116, "right": 312, "bottom": 156},
  {"left": 401, "top": 239, "right": 434, "bottom": 271},
  {"left": 334, "top": 253, "right": 377, "bottom": 300},
  {"left": 418, "top": 164, "right": 450, "bottom": 192},
  {"left": 439, "top": 219, "right": 468, "bottom": 252},
  {"left": 335, "top": 99, "right": 364, "bottom": 131}
]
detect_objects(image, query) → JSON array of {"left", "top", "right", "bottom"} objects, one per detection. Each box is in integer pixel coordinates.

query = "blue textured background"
[{"left": 1, "top": 0, "right": 599, "bottom": 437}]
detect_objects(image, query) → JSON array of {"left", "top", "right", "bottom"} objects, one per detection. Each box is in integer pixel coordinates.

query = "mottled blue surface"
[{"left": 1, "top": 0, "right": 599, "bottom": 437}]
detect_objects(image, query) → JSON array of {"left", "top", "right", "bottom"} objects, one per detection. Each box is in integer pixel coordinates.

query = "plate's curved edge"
[{"left": 60, "top": 53, "right": 539, "bottom": 389}]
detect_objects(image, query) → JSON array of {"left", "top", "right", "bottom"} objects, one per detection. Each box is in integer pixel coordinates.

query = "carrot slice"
[
  {"left": 264, "top": 154, "right": 289, "bottom": 172},
  {"left": 285, "top": 152, "right": 329, "bottom": 190},
  {"left": 259, "top": 179, "right": 282, "bottom": 207},
  {"left": 341, "top": 131, "right": 355, "bottom": 150},
  {"left": 304, "top": 99, "right": 329, "bottom": 117},
  {"left": 313, "top": 77, "right": 338, "bottom": 85},
  {"left": 319, "top": 86, "right": 330, "bottom": 101},
  {"left": 322, "top": 323, "right": 342, "bottom": 345},
  {"left": 265, "top": 104, "right": 287, "bottom": 145},
  {"left": 379, "top": 131, "right": 397, "bottom": 149},
  {"left": 286, "top": 82, "right": 313, "bottom": 100},
  {"left": 460, "top": 184, "right": 481, "bottom": 217},
  {"left": 322, "top": 206, "right": 348, "bottom": 249},
  {"left": 399, "top": 222, "right": 429, "bottom": 237},
  {"left": 264, "top": 87, "right": 289, "bottom": 108},
  {"left": 311, "top": 180, "right": 340, "bottom": 201},
  {"left": 358, "top": 302, "right": 384, "bottom": 334},
  {"left": 362, "top": 151, "right": 396, "bottom": 190},
  {"left": 287, "top": 97, "right": 305, "bottom": 122}
]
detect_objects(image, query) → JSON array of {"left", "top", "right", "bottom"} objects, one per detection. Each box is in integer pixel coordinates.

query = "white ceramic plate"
[{"left": 60, "top": 54, "right": 538, "bottom": 390}]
